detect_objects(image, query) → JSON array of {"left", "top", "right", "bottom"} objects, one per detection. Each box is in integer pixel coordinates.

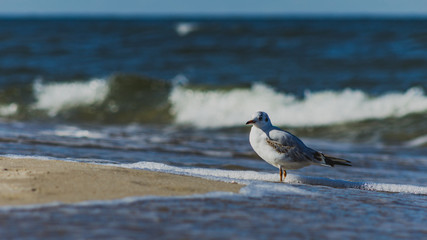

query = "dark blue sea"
[{"left": 0, "top": 16, "right": 426, "bottom": 239}]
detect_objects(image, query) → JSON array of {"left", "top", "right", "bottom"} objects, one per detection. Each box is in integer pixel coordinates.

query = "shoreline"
[{"left": 0, "top": 157, "right": 243, "bottom": 206}]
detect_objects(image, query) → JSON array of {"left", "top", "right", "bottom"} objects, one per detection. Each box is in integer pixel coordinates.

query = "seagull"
[{"left": 246, "top": 111, "right": 351, "bottom": 182}]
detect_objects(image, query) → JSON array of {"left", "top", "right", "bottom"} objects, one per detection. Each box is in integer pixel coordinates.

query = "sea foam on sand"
[{"left": 119, "top": 161, "right": 427, "bottom": 195}]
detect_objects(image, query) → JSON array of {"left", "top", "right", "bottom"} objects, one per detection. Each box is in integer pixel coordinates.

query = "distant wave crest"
[{"left": 175, "top": 22, "right": 199, "bottom": 36}]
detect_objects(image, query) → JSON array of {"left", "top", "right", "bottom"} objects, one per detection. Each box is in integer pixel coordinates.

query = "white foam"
[
  {"left": 0, "top": 157, "right": 425, "bottom": 210},
  {"left": 118, "top": 161, "right": 427, "bottom": 195},
  {"left": 4, "top": 155, "right": 427, "bottom": 196},
  {"left": 0, "top": 103, "right": 18, "bottom": 116},
  {"left": 288, "top": 174, "right": 427, "bottom": 195},
  {"left": 40, "top": 125, "right": 105, "bottom": 139},
  {"left": 169, "top": 83, "right": 427, "bottom": 128},
  {"left": 361, "top": 183, "right": 427, "bottom": 195},
  {"left": 32, "top": 78, "right": 109, "bottom": 116},
  {"left": 1, "top": 154, "right": 57, "bottom": 161},
  {"left": 175, "top": 22, "right": 198, "bottom": 36},
  {"left": 405, "top": 135, "right": 427, "bottom": 147},
  {"left": 117, "top": 161, "right": 274, "bottom": 184}
]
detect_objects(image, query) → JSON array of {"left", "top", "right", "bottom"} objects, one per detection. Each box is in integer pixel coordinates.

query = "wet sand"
[{"left": 0, "top": 157, "right": 242, "bottom": 206}]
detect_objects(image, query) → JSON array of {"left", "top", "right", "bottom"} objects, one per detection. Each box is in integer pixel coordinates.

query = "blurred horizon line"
[{"left": 1, "top": 12, "right": 427, "bottom": 20}]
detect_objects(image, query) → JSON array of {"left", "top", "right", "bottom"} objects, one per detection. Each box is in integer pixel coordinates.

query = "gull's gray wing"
[
  {"left": 265, "top": 138, "right": 295, "bottom": 154},
  {"left": 266, "top": 127, "right": 351, "bottom": 167},
  {"left": 267, "top": 127, "right": 309, "bottom": 149},
  {"left": 266, "top": 127, "right": 322, "bottom": 164}
]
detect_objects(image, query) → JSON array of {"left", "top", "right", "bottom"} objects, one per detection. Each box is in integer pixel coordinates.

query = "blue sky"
[{"left": 1, "top": 0, "right": 427, "bottom": 16}]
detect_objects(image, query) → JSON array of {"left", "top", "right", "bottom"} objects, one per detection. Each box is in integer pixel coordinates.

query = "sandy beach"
[{"left": 0, "top": 157, "right": 242, "bottom": 206}]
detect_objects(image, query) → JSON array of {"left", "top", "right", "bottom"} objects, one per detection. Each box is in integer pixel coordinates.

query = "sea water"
[{"left": 0, "top": 17, "right": 426, "bottom": 239}]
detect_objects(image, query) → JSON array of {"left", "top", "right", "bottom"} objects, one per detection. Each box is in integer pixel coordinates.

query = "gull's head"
[{"left": 246, "top": 111, "right": 272, "bottom": 128}]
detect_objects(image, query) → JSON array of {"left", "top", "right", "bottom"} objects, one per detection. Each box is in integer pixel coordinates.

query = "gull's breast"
[{"left": 249, "top": 128, "right": 284, "bottom": 168}]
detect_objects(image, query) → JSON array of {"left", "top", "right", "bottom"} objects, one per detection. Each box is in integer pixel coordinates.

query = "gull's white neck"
[
  {"left": 250, "top": 124, "right": 275, "bottom": 141},
  {"left": 253, "top": 123, "right": 273, "bottom": 133}
]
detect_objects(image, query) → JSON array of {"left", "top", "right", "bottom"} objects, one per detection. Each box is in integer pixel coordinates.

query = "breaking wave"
[
  {"left": 0, "top": 74, "right": 171, "bottom": 123},
  {"left": 169, "top": 83, "right": 427, "bottom": 128},
  {"left": 0, "top": 74, "right": 425, "bottom": 145},
  {"left": 0, "top": 103, "right": 18, "bottom": 116},
  {"left": 33, "top": 78, "right": 109, "bottom": 117}
]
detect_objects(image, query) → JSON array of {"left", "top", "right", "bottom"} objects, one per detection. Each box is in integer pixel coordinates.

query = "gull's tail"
[{"left": 315, "top": 152, "right": 352, "bottom": 167}]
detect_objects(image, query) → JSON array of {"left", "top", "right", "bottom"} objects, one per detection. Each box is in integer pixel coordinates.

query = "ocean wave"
[
  {"left": 0, "top": 75, "right": 425, "bottom": 142},
  {"left": 0, "top": 75, "right": 171, "bottom": 123},
  {"left": 0, "top": 103, "right": 18, "bottom": 117},
  {"left": 32, "top": 78, "right": 109, "bottom": 117},
  {"left": 175, "top": 22, "right": 199, "bottom": 36},
  {"left": 169, "top": 83, "right": 427, "bottom": 128},
  {"left": 405, "top": 135, "right": 427, "bottom": 147},
  {"left": 119, "top": 161, "right": 427, "bottom": 195}
]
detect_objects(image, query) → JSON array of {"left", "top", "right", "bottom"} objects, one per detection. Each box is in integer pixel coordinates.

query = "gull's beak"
[{"left": 246, "top": 120, "right": 255, "bottom": 125}]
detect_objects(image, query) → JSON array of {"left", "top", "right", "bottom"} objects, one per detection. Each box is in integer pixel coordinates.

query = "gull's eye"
[
  {"left": 265, "top": 117, "right": 268, "bottom": 122},
  {"left": 258, "top": 116, "right": 262, "bottom": 121}
]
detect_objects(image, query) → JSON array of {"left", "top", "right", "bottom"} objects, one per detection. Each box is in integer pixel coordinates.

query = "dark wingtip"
[
  {"left": 333, "top": 161, "right": 352, "bottom": 167},
  {"left": 323, "top": 154, "right": 352, "bottom": 167}
]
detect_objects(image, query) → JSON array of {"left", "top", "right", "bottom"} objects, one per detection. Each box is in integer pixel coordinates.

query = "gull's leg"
[
  {"left": 283, "top": 169, "right": 287, "bottom": 182},
  {"left": 280, "top": 166, "right": 283, "bottom": 182}
]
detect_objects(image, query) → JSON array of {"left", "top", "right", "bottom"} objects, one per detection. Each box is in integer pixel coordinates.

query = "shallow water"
[
  {"left": 0, "top": 16, "right": 426, "bottom": 239},
  {"left": 1, "top": 182, "right": 426, "bottom": 239},
  {"left": 0, "top": 120, "right": 426, "bottom": 239}
]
